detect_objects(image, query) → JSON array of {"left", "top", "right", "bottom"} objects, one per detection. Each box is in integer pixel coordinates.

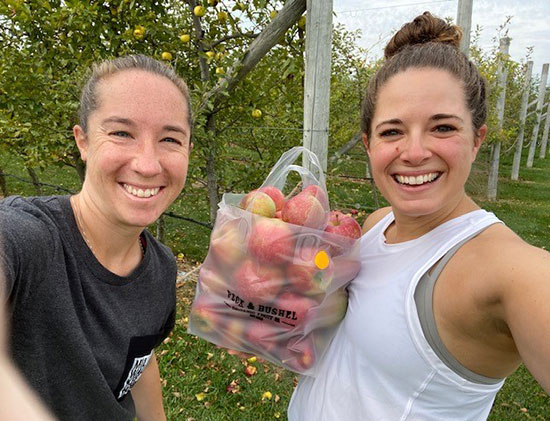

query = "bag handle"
[{"left": 260, "top": 147, "right": 326, "bottom": 193}]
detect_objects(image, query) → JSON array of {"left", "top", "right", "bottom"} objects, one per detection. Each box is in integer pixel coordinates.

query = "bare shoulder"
[
  {"left": 362, "top": 207, "right": 392, "bottom": 234},
  {"left": 468, "top": 223, "right": 550, "bottom": 291}
]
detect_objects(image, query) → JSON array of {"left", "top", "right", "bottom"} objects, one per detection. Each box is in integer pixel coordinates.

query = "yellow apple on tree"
[
  {"left": 217, "top": 11, "right": 228, "bottom": 22},
  {"left": 216, "top": 67, "right": 225, "bottom": 75},
  {"left": 194, "top": 5, "right": 206, "bottom": 17},
  {"left": 180, "top": 33, "right": 190, "bottom": 43},
  {"left": 205, "top": 51, "right": 215, "bottom": 59},
  {"left": 161, "top": 51, "right": 173, "bottom": 61},
  {"left": 251, "top": 109, "right": 262, "bottom": 118}
]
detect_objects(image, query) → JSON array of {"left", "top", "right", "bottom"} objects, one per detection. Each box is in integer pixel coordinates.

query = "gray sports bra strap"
[{"left": 414, "top": 226, "right": 504, "bottom": 385}]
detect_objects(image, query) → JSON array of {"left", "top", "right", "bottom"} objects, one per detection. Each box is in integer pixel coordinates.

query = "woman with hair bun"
[{"left": 288, "top": 12, "right": 550, "bottom": 420}]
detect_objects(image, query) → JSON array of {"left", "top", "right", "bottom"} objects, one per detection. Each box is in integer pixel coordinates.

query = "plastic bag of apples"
[{"left": 188, "top": 147, "right": 362, "bottom": 375}]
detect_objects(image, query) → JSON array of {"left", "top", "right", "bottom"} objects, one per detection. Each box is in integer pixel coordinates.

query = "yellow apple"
[
  {"left": 194, "top": 5, "right": 206, "bottom": 17},
  {"left": 217, "top": 11, "right": 228, "bottom": 22},
  {"left": 180, "top": 33, "right": 190, "bottom": 43},
  {"left": 216, "top": 67, "right": 225, "bottom": 75},
  {"left": 251, "top": 109, "right": 262, "bottom": 118},
  {"left": 161, "top": 51, "right": 173, "bottom": 60},
  {"left": 205, "top": 51, "right": 215, "bottom": 59}
]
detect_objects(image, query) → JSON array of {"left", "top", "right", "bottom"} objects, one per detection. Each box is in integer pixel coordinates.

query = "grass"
[{"left": 1, "top": 145, "right": 549, "bottom": 420}]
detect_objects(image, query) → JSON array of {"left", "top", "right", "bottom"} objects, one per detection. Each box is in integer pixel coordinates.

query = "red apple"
[
  {"left": 282, "top": 190, "right": 328, "bottom": 229},
  {"left": 198, "top": 266, "right": 228, "bottom": 295},
  {"left": 286, "top": 246, "right": 334, "bottom": 294},
  {"left": 245, "top": 319, "right": 281, "bottom": 354},
  {"left": 244, "top": 365, "right": 257, "bottom": 377},
  {"left": 240, "top": 190, "right": 276, "bottom": 217},
  {"left": 308, "top": 287, "right": 348, "bottom": 330},
  {"left": 234, "top": 259, "right": 283, "bottom": 302},
  {"left": 189, "top": 295, "right": 221, "bottom": 335},
  {"left": 325, "top": 210, "right": 361, "bottom": 239},
  {"left": 209, "top": 218, "right": 248, "bottom": 269},
  {"left": 258, "top": 186, "right": 286, "bottom": 211},
  {"left": 248, "top": 217, "right": 296, "bottom": 265},
  {"left": 282, "top": 335, "right": 317, "bottom": 372},
  {"left": 275, "top": 292, "right": 318, "bottom": 328},
  {"left": 331, "top": 257, "right": 361, "bottom": 285},
  {"left": 302, "top": 184, "right": 329, "bottom": 210}
]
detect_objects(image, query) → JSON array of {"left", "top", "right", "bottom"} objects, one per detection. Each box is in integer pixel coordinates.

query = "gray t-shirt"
[{"left": 0, "top": 195, "right": 176, "bottom": 420}]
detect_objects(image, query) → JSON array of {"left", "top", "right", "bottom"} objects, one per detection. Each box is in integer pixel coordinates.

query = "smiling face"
[
  {"left": 74, "top": 69, "right": 192, "bottom": 229},
  {"left": 365, "top": 67, "right": 486, "bottom": 220}
]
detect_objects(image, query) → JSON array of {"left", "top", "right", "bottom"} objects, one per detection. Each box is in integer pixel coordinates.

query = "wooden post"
[
  {"left": 303, "top": 0, "right": 333, "bottom": 172},
  {"left": 487, "top": 37, "right": 510, "bottom": 201},
  {"left": 456, "top": 0, "right": 473, "bottom": 57},
  {"left": 539, "top": 101, "right": 550, "bottom": 158},
  {"left": 526, "top": 63, "right": 549, "bottom": 167},
  {"left": 511, "top": 60, "right": 533, "bottom": 180}
]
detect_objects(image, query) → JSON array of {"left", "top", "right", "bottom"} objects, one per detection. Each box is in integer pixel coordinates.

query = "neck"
[
  {"left": 71, "top": 193, "right": 144, "bottom": 277},
  {"left": 385, "top": 195, "right": 480, "bottom": 244}
]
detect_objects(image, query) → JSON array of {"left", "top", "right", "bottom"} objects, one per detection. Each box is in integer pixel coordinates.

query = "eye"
[
  {"left": 379, "top": 128, "right": 401, "bottom": 137},
  {"left": 434, "top": 124, "right": 456, "bottom": 133},
  {"left": 110, "top": 131, "right": 131, "bottom": 138},
  {"left": 162, "top": 137, "right": 183, "bottom": 145}
]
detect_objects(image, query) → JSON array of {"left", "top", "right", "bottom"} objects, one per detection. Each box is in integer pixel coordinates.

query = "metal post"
[
  {"left": 511, "top": 60, "right": 533, "bottom": 180},
  {"left": 456, "top": 0, "right": 473, "bottom": 57},
  {"left": 539, "top": 101, "right": 550, "bottom": 158},
  {"left": 526, "top": 63, "right": 549, "bottom": 167},
  {"left": 487, "top": 37, "right": 510, "bottom": 201},
  {"left": 303, "top": 0, "right": 333, "bottom": 172}
]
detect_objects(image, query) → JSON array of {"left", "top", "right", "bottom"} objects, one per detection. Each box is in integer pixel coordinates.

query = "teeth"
[
  {"left": 395, "top": 173, "right": 438, "bottom": 186},
  {"left": 123, "top": 184, "right": 161, "bottom": 198}
]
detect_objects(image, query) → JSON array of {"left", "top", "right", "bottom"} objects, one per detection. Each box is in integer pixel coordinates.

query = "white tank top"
[{"left": 288, "top": 209, "right": 505, "bottom": 421}]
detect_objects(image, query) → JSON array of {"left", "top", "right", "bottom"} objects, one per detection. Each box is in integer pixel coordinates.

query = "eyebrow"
[
  {"left": 101, "top": 117, "right": 188, "bottom": 136},
  {"left": 374, "top": 114, "right": 464, "bottom": 130}
]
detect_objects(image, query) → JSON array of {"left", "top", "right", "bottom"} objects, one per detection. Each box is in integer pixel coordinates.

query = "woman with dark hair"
[
  {"left": 0, "top": 55, "right": 193, "bottom": 420},
  {"left": 288, "top": 12, "right": 550, "bottom": 420}
]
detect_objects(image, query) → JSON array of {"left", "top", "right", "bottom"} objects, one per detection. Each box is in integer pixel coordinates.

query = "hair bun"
[{"left": 384, "top": 11, "right": 462, "bottom": 59}]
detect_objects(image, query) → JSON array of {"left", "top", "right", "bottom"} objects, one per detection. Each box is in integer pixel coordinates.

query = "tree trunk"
[
  {"left": 205, "top": 114, "right": 219, "bottom": 223},
  {"left": 511, "top": 61, "right": 533, "bottom": 180},
  {"left": 0, "top": 166, "right": 8, "bottom": 197},
  {"left": 156, "top": 214, "right": 165, "bottom": 243},
  {"left": 198, "top": 0, "right": 307, "bottom": 113},
  {"left": 26, "top": 167, "right": 42, "bottom": 195},
  {"left": 487, "top": 142, "right": 501, "bottom": 201}
]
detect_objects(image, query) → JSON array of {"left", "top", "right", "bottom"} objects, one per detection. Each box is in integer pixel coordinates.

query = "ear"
[
  {"left": 73, "top": 125, "right": 89, "bottom": 162},
  {"left": 189, "top": 141, "right": 194, "bottom": 155},
  {"left": 472, "top": 124, "right": 487, "bottom": 161},
  {"left": 362, "top": 133, "right": 370, "bottom": 156}
]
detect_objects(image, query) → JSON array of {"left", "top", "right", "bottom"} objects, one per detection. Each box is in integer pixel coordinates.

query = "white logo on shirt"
[{"left": 117, "top": 351, "right": 152, "bottom": 400}]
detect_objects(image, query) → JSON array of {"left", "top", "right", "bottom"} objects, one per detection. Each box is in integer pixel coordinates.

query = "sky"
[{"left": 334, "top": 0, "right": 550, "bottom": 80}]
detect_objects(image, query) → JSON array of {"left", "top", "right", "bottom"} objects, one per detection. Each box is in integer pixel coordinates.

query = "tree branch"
[{"left": 198, "top": 0, "right": 306, "bottom": 113}]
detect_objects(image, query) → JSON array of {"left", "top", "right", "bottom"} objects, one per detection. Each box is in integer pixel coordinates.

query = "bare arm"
[
  {"left": 131, "top": 354, "right": 167, "bottom": 421},
  {"left": 500, "top": 242, "right": 550, "bottom": 393}
]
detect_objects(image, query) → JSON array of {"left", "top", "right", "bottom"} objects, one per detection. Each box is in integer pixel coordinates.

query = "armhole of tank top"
[{"left": 414, "top": 227, "right": 504, "bottom": 385}]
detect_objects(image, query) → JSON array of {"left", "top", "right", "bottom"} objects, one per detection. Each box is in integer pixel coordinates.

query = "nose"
[
  {"left": 132, "top": 139, "right": 162, "bottom": 177},
  {"left": 400, "top": 131, "right": 432, "bottom": 164}
]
